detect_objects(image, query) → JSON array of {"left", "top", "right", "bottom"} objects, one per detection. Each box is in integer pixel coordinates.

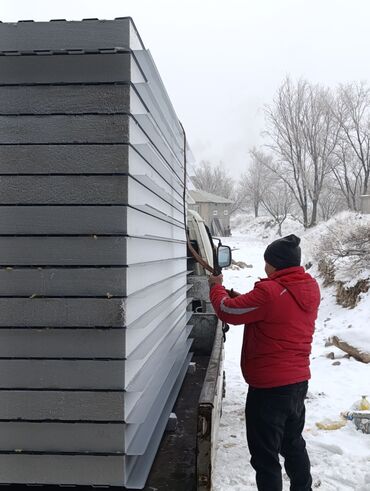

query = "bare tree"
[
  {"left": 261, "top": 177, "right": 294, "bottom": 236},
  {"left": 318, "top": 180, "right": 346, "bottom": 221},
  {"left": 238, "top": 148, "right": 270, "bottom": 217},
  {"left": 333, "top": 82, "right": 370, "bottom": 196},
  {"left": 301, "top": 84, "right": 339, "bottom": 226},
  {"left": 264, "top": 78, "right": 338, "bottom": 227},
  {"left": 330, "top": 138, "right": 363, "bottom": 210},
  {"left": 191, "top": 160, "right": 235, "bottom": 199}
]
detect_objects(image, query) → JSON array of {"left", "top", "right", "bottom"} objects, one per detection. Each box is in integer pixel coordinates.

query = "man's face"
[{"left": 264, "top": 262, "right": 276, "bottom": 277}]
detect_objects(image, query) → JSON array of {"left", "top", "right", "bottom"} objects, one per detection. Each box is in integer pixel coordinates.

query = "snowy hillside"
[{"left": 213, "top": 215, "right": 370, "bottom": 491}]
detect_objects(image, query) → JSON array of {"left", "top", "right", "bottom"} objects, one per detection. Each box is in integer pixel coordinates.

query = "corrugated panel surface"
[{"left": 0, "top": 18, "right": 191, "bottom": 489}]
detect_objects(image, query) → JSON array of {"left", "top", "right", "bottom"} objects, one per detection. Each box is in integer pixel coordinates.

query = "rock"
[
  {"left": 332, "top": 361, "right": 341, "bottom": 366},
  {"left": 326, "top": 352, "right": 335, "bottom": 359},
  {"left": 336, "top": 280, "right": 369, "bottom": 309},
  {"left": 166, "top": 413, "right": 178, "bottom": 432}
]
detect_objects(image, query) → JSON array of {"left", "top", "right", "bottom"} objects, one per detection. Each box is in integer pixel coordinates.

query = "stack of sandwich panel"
[{"left": 0, "top": 18, "right": 191, "bottom": 489}]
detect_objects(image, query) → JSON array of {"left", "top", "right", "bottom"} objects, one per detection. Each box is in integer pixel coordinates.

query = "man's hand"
[
  {"left": 208, "top": 274, "right": 223, "bottom": 289},
  {"left": 226, "top": 288, "right": 241, "bottom": 298}
]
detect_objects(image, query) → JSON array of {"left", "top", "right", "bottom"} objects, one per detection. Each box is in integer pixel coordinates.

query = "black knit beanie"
[{"left": 264, "top": 234, "right": 301, "bottom": 270}]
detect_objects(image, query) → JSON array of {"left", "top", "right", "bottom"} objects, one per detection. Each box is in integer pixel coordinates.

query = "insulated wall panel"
[
  {"left": 0, "top": 259, "right": 186, "bottom": 296},
  {"left": 0, "top": 18, "right": 142, "bottom": 51},
  {"left": 0, "top": 17, "right": 191, "bottom": 489}
]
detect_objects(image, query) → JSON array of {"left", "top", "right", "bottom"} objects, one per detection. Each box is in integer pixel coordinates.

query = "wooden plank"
[
  {"left": 0, "top": 421, "right": 126, "bottom": 453},
  {"left": 0, "top": 236, "right": 186, "bottom": 265}
]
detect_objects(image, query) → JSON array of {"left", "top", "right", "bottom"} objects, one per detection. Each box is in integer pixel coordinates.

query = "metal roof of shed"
[{"left": 189, "top": 189, "right": 233, "bottom": 204}]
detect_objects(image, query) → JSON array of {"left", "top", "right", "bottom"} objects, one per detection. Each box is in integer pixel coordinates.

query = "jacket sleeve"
[{"left": 209, "top": 282, "right": 270, "bottom": 325}]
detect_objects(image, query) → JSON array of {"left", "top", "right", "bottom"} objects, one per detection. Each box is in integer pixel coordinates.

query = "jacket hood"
[{"left": 269, "top": 266, "right": 320, "bottom": 313}]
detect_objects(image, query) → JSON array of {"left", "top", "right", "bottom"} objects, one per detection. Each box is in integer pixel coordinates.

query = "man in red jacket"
[{"left": 209, "top": 234, "right": 320, "bottom": 491}]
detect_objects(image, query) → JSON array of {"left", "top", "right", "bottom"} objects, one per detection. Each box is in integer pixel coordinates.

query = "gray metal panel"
[
  {"left": 0, "top": 114, "right": 129, "bottom": 144},
  {"left": 125, "top": 332, "right": 192, "bottom": 425},
  {"left": 0, "top": 143, "right": 131, "bottom": 174},
  {"left": 0, "top": 52, "right": 140, "bottom": 85},
  {"left": 134, "top": 49, "right": 183, "bottom": 144},
  {"left": 0, "top": 205, "right": 129, "bottom": 235},
  {"left": 0, "top": 302, "right": 190, "bottom": 359},
  {"left": 0, "top": 144, "right": 130, "bottom": 174},
  {"left": 0, "top": 18, "right": 191, "bottom": 489},
  {"left": 124, "top": 274, "right": 188, "bottom": 327},
  {"left": 0, "top": 360, "right": 127, "bottom": 390},
  {"left": 0, "top": 454, "right": 125, "bottom": 486},
  {"left": 0, "top": 274, "right": 187, "bottom": 327},
  {"left": 128, "top": 301, "right": 190, "bottom": 361},
  {"left": 0, "top": 144, "right": 184, "bottom": 198},
  {"left": 135, "top": 113, "right": 184, "bottom": 178},
  {"left": 0, "top": 84, "right": 132, "bottom": 115},
  {"left": 134, "top": 141, "right": 184, "bottom": 190},
  {"left": 126, "top": 315, "right": 189, "bottom": 390},
  {"left": 0, "top": 390, "right": 126, "bottom": 421},
  {"left": 124, "top": 352, "right": 192, "bottom": 488},
  {"left": 0, "top": 259, "right": 186, "bottom": 297},
  {"left": 0, "top": 298, "right": 124, "bottom": 327},
  {"left": 0, "top": 18, "right": 140, "bottom": 51},
  {"left": 135, "top": 82, "right": 183, "bottom": 161},
  {"left": 0, "top": 236, "right": 186, "bottom": 266},
  {"left": 0, "top": 205, "right": 184, "bottom": 239},
  {"left": 0, "top": 175, "right": 127, "bottom": 204},
  {"left": 0, "top": 421, "right": 125, "bottom": 453},
  {"left": 0, "top": 328, "right": 125, "bottom": 358},
  {"left": 0, "top": 176, "right": 183, "bottom": 219}
]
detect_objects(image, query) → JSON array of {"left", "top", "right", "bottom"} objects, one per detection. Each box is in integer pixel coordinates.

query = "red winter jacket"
[{"left": 210, "top": 266, "right": 320, "bottom": 388}]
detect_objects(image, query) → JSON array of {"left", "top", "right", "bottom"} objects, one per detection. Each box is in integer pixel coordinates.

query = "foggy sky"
[{"left": 3, "top": 0, "right": 370, "bottom": 174}]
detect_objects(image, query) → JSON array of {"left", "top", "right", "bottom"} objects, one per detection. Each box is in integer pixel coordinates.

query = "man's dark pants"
[{"left": 245, "top": 381, "right": 312, "bottom": 491}]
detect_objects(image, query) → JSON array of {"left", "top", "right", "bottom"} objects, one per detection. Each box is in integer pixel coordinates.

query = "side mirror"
[{"left": 217, "top": 245, "right": 232, "bottom": 269}]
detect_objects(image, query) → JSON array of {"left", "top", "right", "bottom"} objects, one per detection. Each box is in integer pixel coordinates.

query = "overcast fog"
[{"left": 3, "top": 0, "right": 370, "bottom": 173}]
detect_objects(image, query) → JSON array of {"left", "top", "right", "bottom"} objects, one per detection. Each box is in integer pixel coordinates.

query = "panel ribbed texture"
[{"left": 0, "top": 18, "right": 191, "bottom": 489}]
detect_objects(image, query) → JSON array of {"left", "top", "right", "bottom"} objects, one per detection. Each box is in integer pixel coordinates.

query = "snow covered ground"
[{"left": 213, "top": 231, "right": 370, "bottom": 491}]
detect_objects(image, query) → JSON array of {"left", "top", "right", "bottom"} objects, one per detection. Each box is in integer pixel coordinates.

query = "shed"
[{"left": 188, "top": 189, "right": 233, "bottom": 236}]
